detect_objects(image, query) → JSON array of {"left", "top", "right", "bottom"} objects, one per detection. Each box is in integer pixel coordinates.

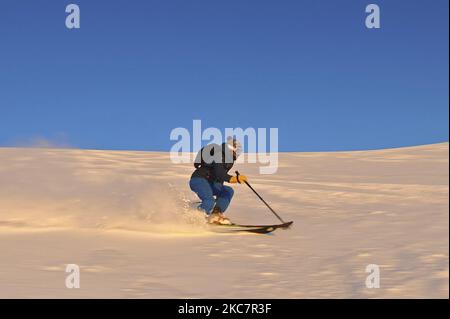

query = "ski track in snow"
[{"left": 0, "top": 143, "right": 448, "bottom": 298}]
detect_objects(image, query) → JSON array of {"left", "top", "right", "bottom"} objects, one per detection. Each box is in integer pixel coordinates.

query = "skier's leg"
[
  {"left": 189, "top": 178, "right": 215, "bottom": 214},
  {"left": 212, "top": 183, "right": 234, "bottom": 213}
]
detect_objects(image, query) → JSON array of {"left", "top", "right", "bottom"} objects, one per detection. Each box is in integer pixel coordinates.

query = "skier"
[{"left": 189, "top": 137, "right": 248, "bottom": 225}]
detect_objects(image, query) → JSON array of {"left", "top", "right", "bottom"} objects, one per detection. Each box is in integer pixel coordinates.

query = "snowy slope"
[{"left": 0, "top": 143, "right": 448, "bottom": 298}]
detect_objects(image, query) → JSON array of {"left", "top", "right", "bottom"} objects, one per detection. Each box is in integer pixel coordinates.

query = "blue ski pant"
[{"left": 189, "top": 177, "right": 234, "bottom": 214}]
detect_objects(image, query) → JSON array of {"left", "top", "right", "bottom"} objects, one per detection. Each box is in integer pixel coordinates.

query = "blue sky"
[{"left": 0, "top": 0, "right": 448, "bottom": 151}]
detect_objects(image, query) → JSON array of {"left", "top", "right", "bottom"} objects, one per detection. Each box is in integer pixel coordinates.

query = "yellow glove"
[{"left": 229, "top": 174, "right": 248, "bottom": 184}]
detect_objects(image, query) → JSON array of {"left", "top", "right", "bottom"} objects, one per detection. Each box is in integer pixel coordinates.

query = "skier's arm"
[{"left": 212, "top": 164, "right": 233, "bottom": 183}]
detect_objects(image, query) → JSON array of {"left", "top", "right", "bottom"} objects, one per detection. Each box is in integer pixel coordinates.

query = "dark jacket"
[{"left": 191, "top": 143, "right": 236, "bottom": 184}]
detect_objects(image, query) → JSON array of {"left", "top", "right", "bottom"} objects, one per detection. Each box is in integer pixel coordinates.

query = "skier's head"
[{"left": 226, "top": 136, "right": 242, "bottom": 158}]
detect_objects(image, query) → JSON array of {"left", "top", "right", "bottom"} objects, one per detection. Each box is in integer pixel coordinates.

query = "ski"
[{"left": 208, "top": 221, "right": 293, "bottom": 234}]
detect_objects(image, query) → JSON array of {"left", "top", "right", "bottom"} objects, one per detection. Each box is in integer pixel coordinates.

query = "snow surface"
[{"left": 0, "top": 143, "right": 448, "bottom": 298}]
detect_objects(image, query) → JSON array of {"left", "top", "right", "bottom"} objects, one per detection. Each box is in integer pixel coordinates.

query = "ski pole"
[{"left": 235, "top": 171, "right": 286, "bottom": 224}]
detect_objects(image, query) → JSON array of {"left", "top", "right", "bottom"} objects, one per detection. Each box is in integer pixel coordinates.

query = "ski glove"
[{"left": 229, "top": 174, "right": 248, "bottom": 184}]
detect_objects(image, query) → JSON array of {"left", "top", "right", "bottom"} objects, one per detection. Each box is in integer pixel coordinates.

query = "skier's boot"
[{"left": 207, "top": 206, "right": 232, "bottom": 225}]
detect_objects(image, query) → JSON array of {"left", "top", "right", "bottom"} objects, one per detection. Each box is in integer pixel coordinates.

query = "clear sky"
[{"left": 0, "top": 0, "right": 448, "bottom": 151}]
